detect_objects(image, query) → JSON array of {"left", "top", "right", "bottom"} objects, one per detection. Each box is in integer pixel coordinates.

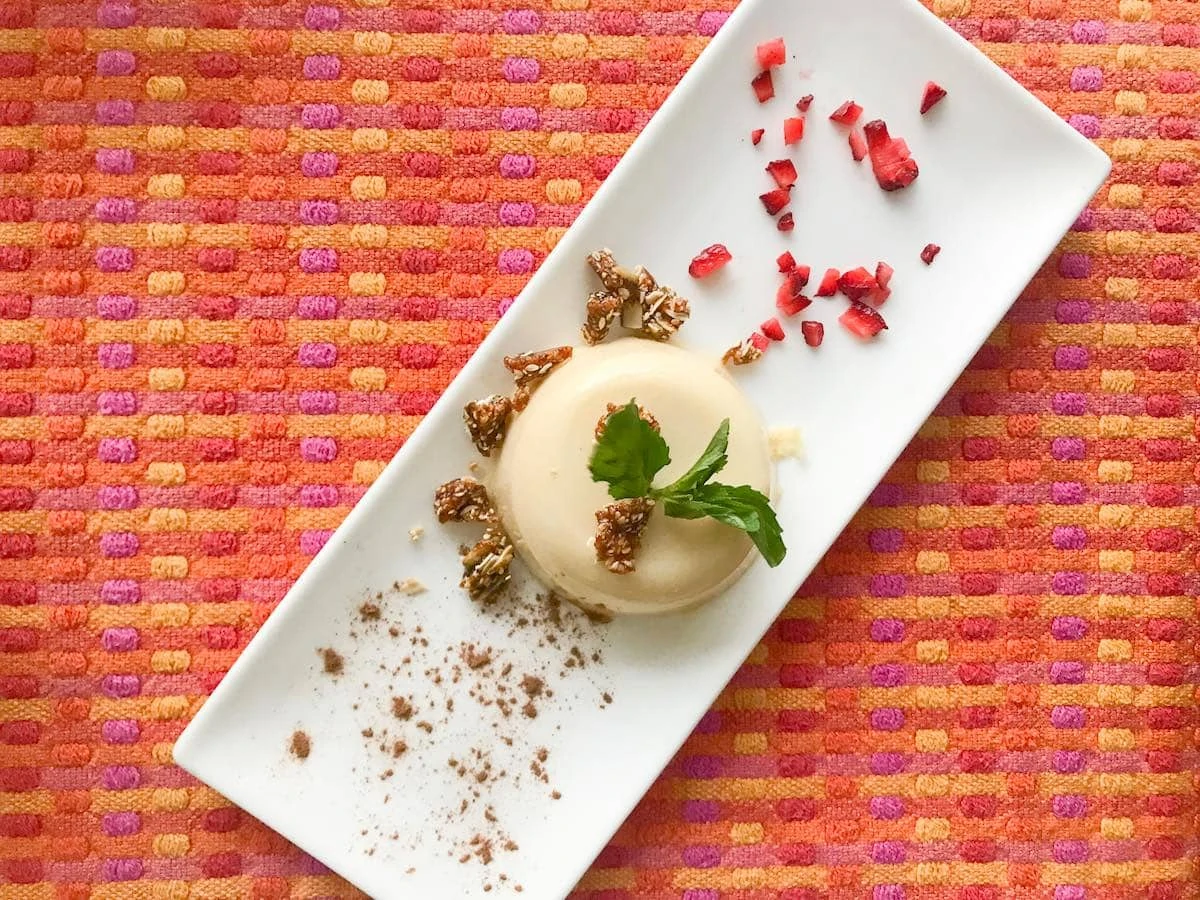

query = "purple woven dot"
[
  {"left": 102, "top": 674, "right": 141, "bottom": 697},
  {"left": 871, "top": 753, "right": 904, "bottom": 776},
  {"left": 1054, "top": 750, "right": 1085, "bottom": 773},
  {"left": 97, "top": 294, "right": 135, "bottom": 319},
  {"left": 870, "top": 619, "right": 904, "bottom": 642},
  {"left": 870, "top": 574, "right": 906, "bottom": 597},
  {"left": 97, "top": 3, "right": 135, "bottom": 27},
  {"left": 102, "top": 719, "right": 140, "bottom": 744},
  {"left": 1051, "top": 616, "right": 1087, "bottom": 640},
  {"left": 298, "top": 295, "right": 337, "bottom": 318},
  {"left": 497, "top": 297, "right": 515, "bottom": 316},
  {"left": 97, "top": 49, "right": 136, "bottom": 76},
  {"left": 303, "top": 55, "right": 341, "bottom": 79},
  {"left": 1055, "top": 887, "right": 1086, "bottom": 900},
  {"left": 300, "top": 530, "right": 333, "bottom": 555},
  {"left": 502, "top": 57, "right": 540, "bottom": 83},
  {"left": 301, "top": 104, "right": 341, "bottom": 128},
  {"left": 683, "top": 891, "right": 719, "bottom": 900},
  {"left": 97, "top": 392, "right": 137, "bottom": 416},
  {"left": 1056, "top": 300, "right": 1091, "bottom": 323},
  {"left": 1054, "top": 840, "right": 1088, "bottom": 864},
  {"left": 869, "top": 483, "right": 903, "bottom": 506},
  {"left": 1050, "top": 661, "right": 1086, "bottom": 684},
  {"left": 868, "top": 528, "right": 904, "bottom": 552},
  {"left": 304, "top": 5, "right": 340, "bottom": 29},
  {"left": 697, "top": 11, "right": 729, "bottom": 36},
  {"left": 299, "top": 248, "right": 338, "bottom": 273},
  {"left": 874, "top": 886, "right": 905, "bottom": 900},
  {"left": 100, "top": 580, "right": 139, "bottom": 605},
  {"left": 1057, "top": 253, "right": 1091, "bottom": 278},
  {"left": 694, "top": 710, "right": 721, "bottom": 734},
  {"left": 681, "top": 846, "right": 720, "bottom": 868},
  {"left": 498, "top": 249, "right": 534, "bottom": 274},
  {"left": 1071, "top": 20, "right": 1106, "bottom": 43},
  {"left": 1051, "top": 482, "right": 1085, "bottom": 504},
  {"left": 681, "top": 755, "right": 721, "bottom": 778},
  {"left": 1053, "top": 572, "right": 1086, "bottom": 595},
  {"left": 1053, "top": 795, "right": 1087, "bottom": 818},
  {"left": 682, "top": 800, "right": 719, "bottom": 823},
  {"left": 870, "top": 796, "right": 904, "bottom": 819},
  {"left": 1072, "top": 208, "right": 1095, "bottom": 231},
  {"left": 502, "top": 10, "right": 540, "bottom": 33},
  {"left": 95, "top": 197, "right": 136, "bottom": 223},
  {"left": 97, "top": 100, "right": 135, "bottom": 125},
  {"left": 301, "top": 152, "right": 338, "bottom": 177},
  {"left": 102, "top": 812, "right": 141, "bottom": 837},
  {"left": 299, "top": 485, "right": 339, "bottom": 507},
  {"left": 1069, "top": 114, "right": 1101, "bottom": 138},
  {"left": 102, "top": 627, "right": 140, "bottom": 652},
  {"left": 300, "top": 437, "right": 338, "bottom": 462},
  {"left": 96, "top": 247, "right": 133, "bottom": 272},
  {"left": 1070, "top": 66, "right": 1103, "bottom": 91},
  {"left": 1051, "top": 706, "right": 1085, "bottom": 729},
  {"left": 872, "top": 841, "right": 906, "bottom": 864},
  {"left": 98, "top": 486, "right": 138, "bottom": 510},
  {"left": 102, "top": 766, "right": 141, "bottom": 790},
  {"left": 104, "top": 859, "right": 144, "bottom": 882},
  {"left": 1054, "top": 346, "right": 1089, "bottom": 369},
  {"left": 298, "top": 390, "right": 337, "bottom": 414},
  {"left": 500, "top": 107, "right": 539, "bottom": 130},
  {"left": 498, "top": 202, "right": 535, "bottom": 226},
  {"left": 96, "top": 148, "right": 135, "bottom": 175},
  {"left": 499, "top": 154, "right": 536, "bottom": 178},
  {"left": 300, "top": 200, "right": 339, "bottom": 225},
  {"left": 1052, "top": 526, "right": 1087, "bottom": 551},
  {"left": 298, "top": 343, "right": 337, "bottom": 367},
  {"left": 98, "top": 437, "right": 137, "bottom": 463},
  {"left": 1052, "top": 392, "right": 1086, "bottom": 415},
  {"left": 1051, "top": 437, "right": 1085, "bottom": 461},
  {"left": 870, "top": 664, "right": 905, "bottom": 688},
  {"left": 870, "top": 708, "right": 905, "bottom": 731},
  {"left": 100, "top": 533, "right": 139, "bottom": 558},
  {"left": 99, "top": 343, "right": 134, "bottom": 368}
]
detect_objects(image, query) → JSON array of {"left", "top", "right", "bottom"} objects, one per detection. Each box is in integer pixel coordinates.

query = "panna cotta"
[{"left": 489, "top": 338, "right": 772, "bottom": 615}]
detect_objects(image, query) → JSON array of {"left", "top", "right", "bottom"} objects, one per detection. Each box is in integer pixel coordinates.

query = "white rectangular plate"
[{"left": 175, "top": 0, "right": 1110, "bottom": 896}]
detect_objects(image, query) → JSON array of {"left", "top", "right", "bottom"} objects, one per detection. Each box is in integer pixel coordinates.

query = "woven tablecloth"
[{"left": 1, "top": 0, "right": 1197, "bottom": 895}]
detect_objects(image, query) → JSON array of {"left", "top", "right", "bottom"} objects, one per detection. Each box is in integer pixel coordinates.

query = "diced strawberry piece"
[
  {"left": 750, "top": 331, "right": 770, "bottom": 351},
  {"left": 776, "top": 212, "right": 794, "bottom": 232},
  {"left": 751, "top": 128, "right": 764, "bottom": 145},
  {"left": 921, "top": 81, "right": 947, "bottom": 114},
  {"left": 775, "top": 271, "right": 811, "bottom": 316},
  {"left": 863, "top": 119, "right": 919, "bottom": 191},
  {"left": 766, "top": 159, "right": 797, "bottom": 189},
  {"left": 867, "top": 284, "right": 891, "bottom": 306},
  {"left": 829, "top": 100, "right": 862, "bottom": 125},
  {"left": 920, "top": 243, "right": 941, "bottom": 265},
  {"left": 838, "top": 266, "right": 875, "bottom": 301},
  {"left": 752, "top": 70, "right": 775, "bottom": 104},
  {"left": 792, "top": 265, "right": 810, "bottom": 288},
  {"left": 875, "top": 261, "right": 894, "bottom": 289},
  {"left": 800, "top": 320, "right": 824, "bottom": 347},
  {"left": 688, "top": 243, "right": 732, "bottom": 279},
  {"left": 759, "top": 187, "right": 791, "bottom": 215},
  {"left": 849, "top": 129, "right": 867, "bottom": 162},
  {"left": 783, "top": 116, "right": 805, "bottom": 145},
  {"left": 839, "top": 302, "right": 887, "bottom": 339},
  {"left": 756, "top": 37, "right": 786, "bottom": 69},
  {"left": 816, "top": 268, "right": 839, "bottom": 296},
  {"left": 776, "top": 251, "right": 796, "bottom": 273},
  {"left": 760, "top": 317, "right": 785, "bottom": 341},
  {"left": 796, "top": 94, "right": 813, "bottom": 112}
]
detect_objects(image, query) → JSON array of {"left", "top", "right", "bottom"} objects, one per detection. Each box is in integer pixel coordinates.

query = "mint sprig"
[{"left": 589, "top": 401, "right": 785, "bottom": 567}]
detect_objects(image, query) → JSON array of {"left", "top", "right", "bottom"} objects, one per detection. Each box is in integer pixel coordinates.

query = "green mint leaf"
[
  {"left": 654, "top": 419, "right": 729, "bottom": 498},
  {"left": 664, "top": 483, "right": 785, "bottom": 568},
  {"left": 588, "top": 400, "right": 671, "bottom": 500}
]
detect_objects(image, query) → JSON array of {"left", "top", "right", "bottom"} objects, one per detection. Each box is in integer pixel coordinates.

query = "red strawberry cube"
[
  {"left": 751, "top": 128, "right": 764, "bottom": 145},
  {"left": 838, "top": 266, "right": 875, "bottom": 301},
  {"left": 766, "top": 159, "right": 797, "bottom": 189},
  {"left": 796, "top": 94, "right": 813, "bottom": 112},
  {"left": 920, "top": 243, "right": 941, "bottom": 264},
  {"left": 816, "top": 268, "right": 839, "bottom": 296},
  {"left": 752, "top": 70, "right": 775, "bottom": 103},
  {"left": 800, "top": 320, "right": 824, "bottom": 347},
  {"left": 759, "top": 187, "right": 791, "bottom": 215},
  {"left": 875, "top": 261, "right": 894, "bottom": 289},
  {"left": 776, "top": 212, "right": 794, "bottom": 232},
  {"left": 864, "top": 119, "right": 919, "bottom": 191},
  {"left": 783, "top": 116, "right": 805, "bottom": 145},
  {"left": 776, "top": 251, "right": 796, "bottom": 272},
  {"left": 921, "top": 81, "right": 947, "bottom": 114},
  {"left": 688, "top": 243, "right": 733, "bottom": 279},
  {"left": 849, "top": 129, "right": 868, "bottom": 161},
  {"left": 756, "top": 37, "right": 786, "bottom": 68},
  {"left": 760, "top": 317, "right": 786, "bottom": 341},
  {"left": 829, "top": 100, "right": 862, "bottom": 125},
  {"left": 839, "top": 302, "right": 887, "bottom": 339}
]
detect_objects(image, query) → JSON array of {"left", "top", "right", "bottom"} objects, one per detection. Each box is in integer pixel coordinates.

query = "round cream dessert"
[{"left": 489, "top": 338, "right": 772, "bottom": 616}]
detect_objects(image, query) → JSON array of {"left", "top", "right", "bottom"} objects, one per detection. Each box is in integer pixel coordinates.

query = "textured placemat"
[{"left": 1, "top": 0, "right": 1197, "bottom": 896}]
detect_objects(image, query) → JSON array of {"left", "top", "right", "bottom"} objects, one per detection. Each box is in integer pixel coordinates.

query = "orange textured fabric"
[{"left": 0, "top": 0, "right": 1197, "bottom": 897}]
